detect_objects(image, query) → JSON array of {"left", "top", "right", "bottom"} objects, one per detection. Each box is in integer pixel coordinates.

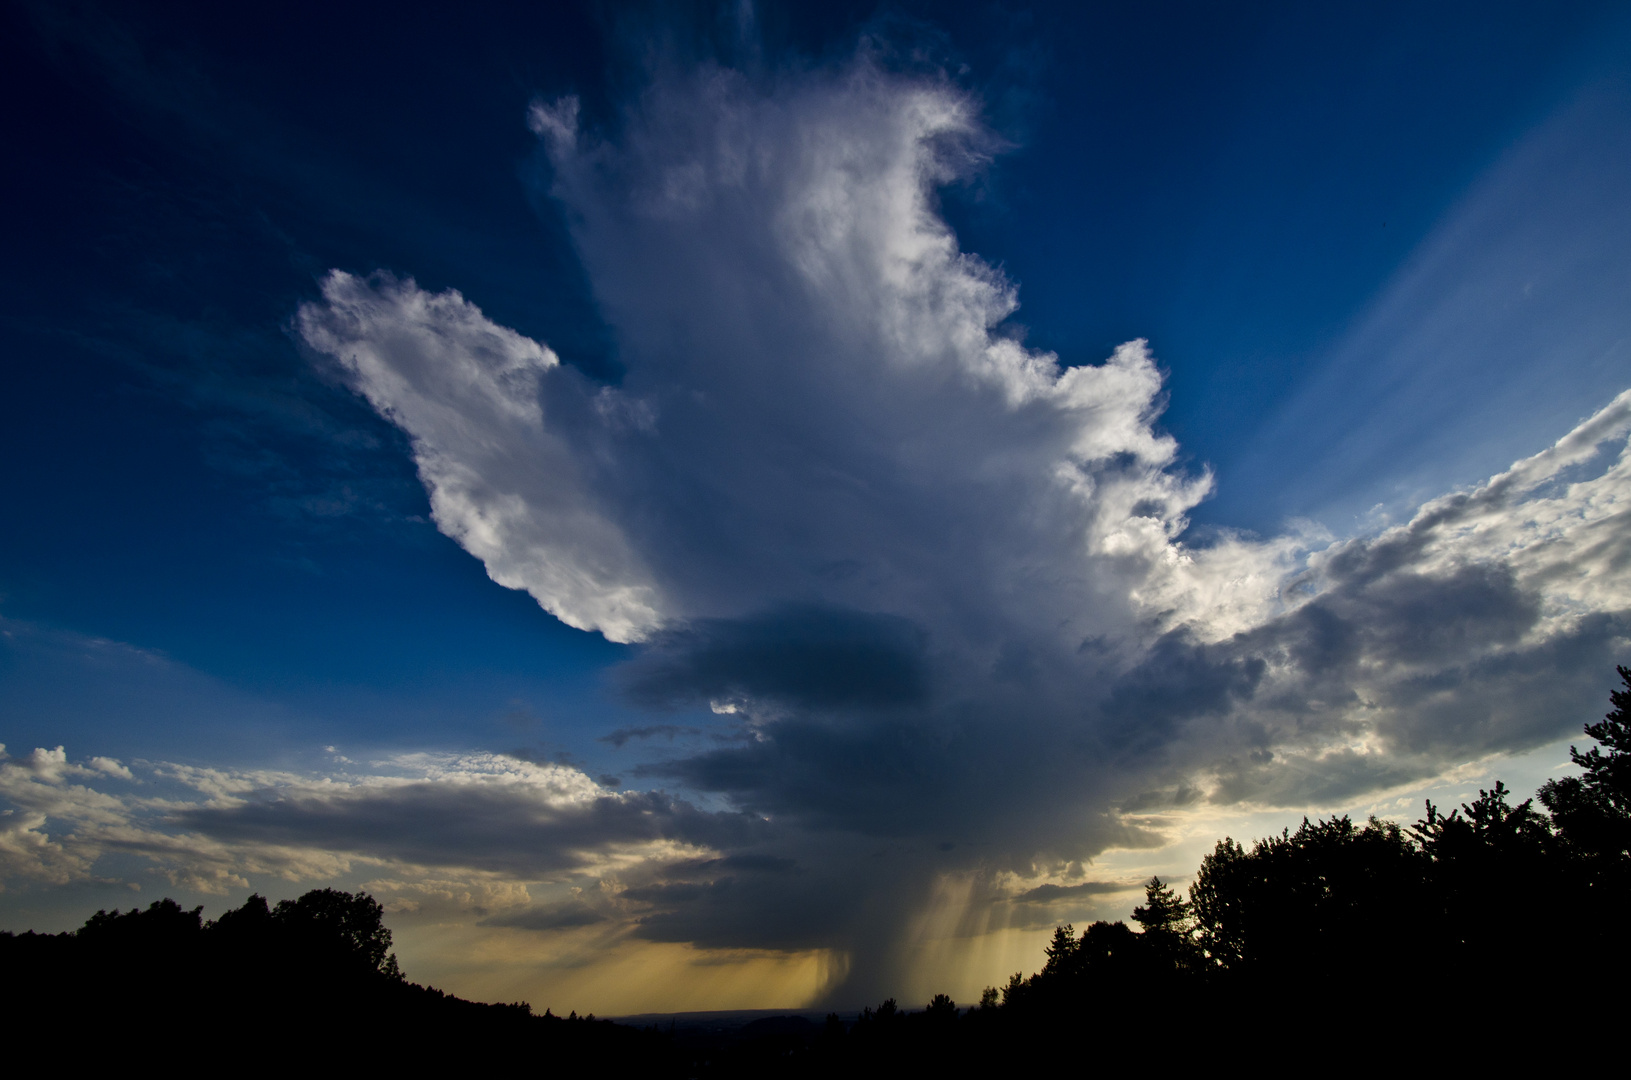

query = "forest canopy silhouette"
[{"left": 7, "top": 667, "right": 1630, "bottom": 1072}]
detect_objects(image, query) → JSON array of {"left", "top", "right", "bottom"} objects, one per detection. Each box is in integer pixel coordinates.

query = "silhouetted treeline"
[
  {"left": 1, "top": 887, "right": 667, "bottom": 1068},
  {"left": 8, "top": 669, "right": 1631, "bottom": 1073}
]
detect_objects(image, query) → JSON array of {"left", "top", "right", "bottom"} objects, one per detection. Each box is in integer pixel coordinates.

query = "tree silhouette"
[
  {"left": 1132, "top": 876, "right": 1198, "bottom": 975},
  {"left": 1, "top": 887, "right": 669, "bottom": 1071},
  {"left": 1131, "top": 876, "right": 1189, "bottom": 935},
  {"left": 270, "top": 887, "right": 401, "bottom": 977},
  {"left": 1540, "top": 664, "right": 1631, "bottom": 870},
  {"left": 1190, "top": 815, "right": 1431, "bottom": 988},
  {"left": 1040, "top": 923, "right": 1078, "bottom": 978}
]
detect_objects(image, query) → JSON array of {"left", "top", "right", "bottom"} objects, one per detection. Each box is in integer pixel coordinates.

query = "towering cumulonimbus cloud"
[
  {"left": 300, "top": 62, "right": 1258, "bottom": 654},
  {"left": 295, "top": 53, "right": 1631, "bottom": 997}
]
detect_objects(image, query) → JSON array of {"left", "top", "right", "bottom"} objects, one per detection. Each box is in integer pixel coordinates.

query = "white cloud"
[
  {"left": 0, "top": 746, "right": 724, "bottom": 899},
  {"left": 362, "top": 875, "right": 534, "bottom": 917},
  {"left": 0, "top": 808, "right": 88, "bottom": 889},
  {"left": 297, "top": 272, "right": 662, "bottom": 642},
  {"left": 1381, "top": 388, "right": 1631, "bottom": 620},
  {"left": 87, "top": 757, "right": 133, "bottom": 779}
]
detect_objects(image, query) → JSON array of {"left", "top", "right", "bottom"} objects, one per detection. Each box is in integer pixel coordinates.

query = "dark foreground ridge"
[{"left": 7, "top": 667, "right": 1631, "bottom": 1072}]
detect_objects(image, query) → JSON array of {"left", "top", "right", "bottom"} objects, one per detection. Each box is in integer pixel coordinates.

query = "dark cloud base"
[{"left": 619, "top": 605, "right": 930, "bottom": 711}]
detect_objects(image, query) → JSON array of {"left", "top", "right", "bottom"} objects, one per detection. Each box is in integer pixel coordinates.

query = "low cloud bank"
[{"left": 0, "top": 745, "right": 748, "bottom": 913}]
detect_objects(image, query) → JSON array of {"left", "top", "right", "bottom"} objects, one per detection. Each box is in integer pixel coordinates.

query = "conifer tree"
[
  {"left": 1539, "top": 664, "right": 1631, "bottom": 867},
  {"left": 1132, "top": 876, "right": 1191, "bottom": 937}
]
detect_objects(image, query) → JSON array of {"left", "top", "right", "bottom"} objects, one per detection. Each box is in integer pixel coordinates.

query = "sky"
[{"left": 4, "top": 0, "right": 1631, "bottom": 1013}]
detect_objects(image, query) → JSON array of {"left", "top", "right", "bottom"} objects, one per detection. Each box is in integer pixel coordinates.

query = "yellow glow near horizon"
[{"left": 389, "top": 920, "right": 846, "bottom": 1016}]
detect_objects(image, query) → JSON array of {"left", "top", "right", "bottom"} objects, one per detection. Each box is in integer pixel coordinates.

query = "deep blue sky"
[{"left": 3, "top": 0, "right": 1628, "bottom": 771}]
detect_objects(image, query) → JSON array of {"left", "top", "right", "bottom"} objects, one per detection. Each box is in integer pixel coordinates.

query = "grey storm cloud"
[
  {"left": 172, "top": 780, "right": 758, "bottom": 879},
  {"left": 597, "top": 725, "right": 703, "bottom": 748},
  {"left": 620, "top": 605, "right": 930, "bottom": 711},
  {"left": 1012, "top": 881, "right": 1133, "bottom": 904},
  {"left": 480, "top": 900, "right": 609, "bottom": 931},
  {"left": 284, "top": 49, "right": 1631, "bottom": 999}
]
